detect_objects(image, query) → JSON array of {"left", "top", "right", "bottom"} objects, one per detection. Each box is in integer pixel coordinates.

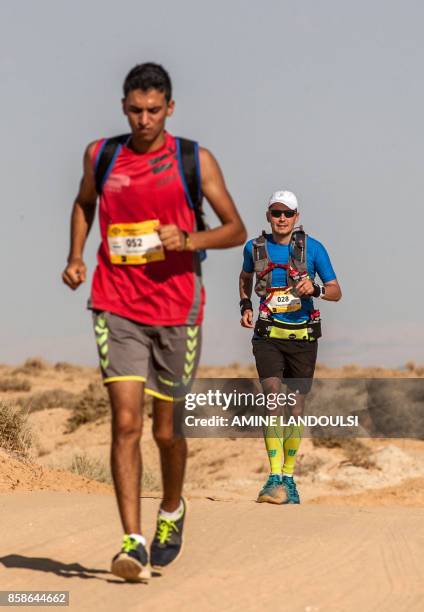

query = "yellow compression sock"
[
  {"left": 282, "top": 424, "right": 304, "bottom": 476},
  {"left": 263, "top": 425, "right": 284, "bottom": 474}
]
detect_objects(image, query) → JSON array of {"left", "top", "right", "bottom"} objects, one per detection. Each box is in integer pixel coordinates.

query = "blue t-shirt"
[{"left": 243, "top": 234, "right": 336, "bottom": 323}]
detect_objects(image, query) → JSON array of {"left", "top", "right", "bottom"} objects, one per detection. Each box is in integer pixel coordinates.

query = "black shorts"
[{"left": 252, "top": 337, "right": 318, "bottom": 394}]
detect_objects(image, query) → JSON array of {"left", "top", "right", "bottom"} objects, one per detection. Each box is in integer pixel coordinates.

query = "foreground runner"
[
  {"left": 239, "top": 190, "right": 341, "bottom": 504},
  {"left": 63, "top": 63, "right": 246, "bottom": 581}
]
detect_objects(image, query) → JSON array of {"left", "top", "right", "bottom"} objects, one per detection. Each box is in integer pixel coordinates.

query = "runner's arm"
[
  {"left": 62, "top": 143, "right": 98, "bottom": 290},
  {"left": 296, "top": 240, "right": 342, "bottom": 301},
  {"left": 187, "top": 148, "right": 246, "bottom": 250},
  {"left": 239, "top": 270, "right": 254, "bottom": 328},
  {"left": 239, "top": 270, "right": 253, "bottom": 301},
  {"left": 321, "top": 279, "right": 342, "bottom": 301}
]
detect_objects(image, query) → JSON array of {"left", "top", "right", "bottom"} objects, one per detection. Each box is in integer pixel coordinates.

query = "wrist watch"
[
  {"left": 312, "top": 283, "right": 326, "bottom": 298},
  {"left": 182, "top": 231, "right": 192, "bottom": 251}
]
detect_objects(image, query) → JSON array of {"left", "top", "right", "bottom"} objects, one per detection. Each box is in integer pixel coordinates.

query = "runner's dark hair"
[{"left": 123, "top": 63, "right": 172, "bottom": 102}]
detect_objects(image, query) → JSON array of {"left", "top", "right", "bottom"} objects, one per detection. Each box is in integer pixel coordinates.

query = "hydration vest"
[
  {"left": 253, "top": 226, "right": 309, "bottom": 297},
  {"left": 252, "top": 227, "right": 322, "bottom": 340}
]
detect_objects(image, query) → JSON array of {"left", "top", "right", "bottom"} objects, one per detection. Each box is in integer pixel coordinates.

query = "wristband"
[
  {"left": 240, "top": 298, "right": 253, "bottom": 315},
  {"left": 312, "top": 283, "right": 324, "bottom": 298}
]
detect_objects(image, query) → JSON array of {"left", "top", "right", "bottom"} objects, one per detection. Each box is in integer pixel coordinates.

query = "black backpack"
[{"left": 94, "top": 134, "right": 207, "bottom": 242}]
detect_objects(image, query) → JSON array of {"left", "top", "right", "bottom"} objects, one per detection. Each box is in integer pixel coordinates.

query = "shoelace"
[
  {"left": 282, "top": 477, "right": 298, "bottom": 496},
  {"left": 264, "top": 474, "right": 282, "bottom": 490},
  {"left": 156, "top": 518, "right": 179, "bottom": 545},
  {"left": 122, "top": 535, "right": 140, "bottom": 553}
]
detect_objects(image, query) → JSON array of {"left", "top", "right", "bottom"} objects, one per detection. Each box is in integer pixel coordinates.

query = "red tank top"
[{"left": 90, "top": 132, "right": 205, "bottom": 326}]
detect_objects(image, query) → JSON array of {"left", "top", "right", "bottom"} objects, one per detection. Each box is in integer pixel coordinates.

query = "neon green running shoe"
[
  {"left": 257, "top": 474, "right": 288, "bottom": 504},
  {"left": 111, "top": 535, "right": 151, "bottom": 582},
  {"left": 281, "top": 475, "right": 300, "bottom": 504}
]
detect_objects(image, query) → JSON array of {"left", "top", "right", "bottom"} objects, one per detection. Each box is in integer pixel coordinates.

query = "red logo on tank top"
[{"left": 104, "top": 174, "right": 131, "bottom": 192}]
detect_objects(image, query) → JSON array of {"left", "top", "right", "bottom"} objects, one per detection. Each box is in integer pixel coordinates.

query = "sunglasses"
[{"left": 269, "top": 209, "right": 297, "bottom": 219}]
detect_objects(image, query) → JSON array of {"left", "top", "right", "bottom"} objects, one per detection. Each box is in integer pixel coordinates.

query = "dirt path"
[{"left": 1, "top": 492, "right": 423, "bottom": 611}]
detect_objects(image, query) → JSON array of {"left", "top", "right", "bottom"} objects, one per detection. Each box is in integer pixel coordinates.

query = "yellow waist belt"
[
  {"left": 254, "top": 317, "right": 321, "bottom": 342},
  {"left": 269, "top": 325, "right": 311, "bottom": 341}
]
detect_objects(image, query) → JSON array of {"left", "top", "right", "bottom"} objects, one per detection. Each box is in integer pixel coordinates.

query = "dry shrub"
[
  {"left": 312, "top": 437, "right": 376, "bottom": 470},
  {"left": 13, "top": 358, "right": 48, "bottom": 376},
  {"left": 312, "top": 436, "right": 345, "bottom": 450},
  {"left": 17, "top": 389, "right": 76, "bottom": 413},
  {"left": 142, "top": 469, "right": 160, "bottom": 491},
  {"left": 65, "top": 381, "right": 155, "bottom": 432},
  {"left": 69, "top": 453, "right": 111, "bottom": 483},
  {"left": 54, "top": 361, "right": 82, "bottom": 373},
  {"left": 0, "top": 400, "right": 32, "bottom": 456},
  {"left": 296, "top": 454, "right": 325, "bottom": 476},
  {"left": 366, "top": 379, "right": 424, "bottom": 438},
  {"left": 0, "top": 378, "right": 32, "bottom": 392},
  {"left": 405, "top": 361, "right": 416, "bottom": 372},
  {"left": 68, "top": 453, "right": 159, "bottom": 490},
  {"left": 66, "top": 382, "right": 110, "bottom": 433}
]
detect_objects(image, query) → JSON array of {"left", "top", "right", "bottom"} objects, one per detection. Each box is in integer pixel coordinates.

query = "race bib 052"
[{"left": 107, "top": 220, "right": 165, "bottom": 265}]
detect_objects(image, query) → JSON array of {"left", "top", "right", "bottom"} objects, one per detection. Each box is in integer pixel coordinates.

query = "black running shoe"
[
  {"left": 150, "top": 498, "right": 187, "bottom": 568},
  {"left": 111, "top": 535, "right": 151, "bottom": 582}
]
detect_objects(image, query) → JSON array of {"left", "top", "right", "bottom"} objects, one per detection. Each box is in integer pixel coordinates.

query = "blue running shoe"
[
  {"left": 150, "top": 498, "right": 187, "bottom": 569},
  {"left": 281, "top": 475, "right": 300, "bottom": 504},
  {"left": 111, "top": 535, "right": 151, "bottom": 582},
  {"left": 257, "top": 474, "right": 288, "bottom": 504}
]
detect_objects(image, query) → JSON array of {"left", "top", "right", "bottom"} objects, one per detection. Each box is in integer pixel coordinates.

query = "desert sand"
[{"left": 1, "top": 359, "right": 424, "bottom": 611}]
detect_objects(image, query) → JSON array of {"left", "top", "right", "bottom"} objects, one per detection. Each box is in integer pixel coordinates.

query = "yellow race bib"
[{"left": 107, "top": 220, "right": 165, "bottom": 265}]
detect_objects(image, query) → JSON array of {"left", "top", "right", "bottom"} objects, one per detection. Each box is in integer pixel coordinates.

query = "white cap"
[{"left": 268, "top": 190, "right": 298, "bottom": 211}]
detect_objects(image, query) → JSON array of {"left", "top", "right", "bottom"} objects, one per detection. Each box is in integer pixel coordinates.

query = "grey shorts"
[{"left": 93, "top": 310, "right": 201, "bottom": 401}]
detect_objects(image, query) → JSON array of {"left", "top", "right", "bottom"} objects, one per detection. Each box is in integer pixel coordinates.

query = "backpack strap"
[
  {"left": 175, "top": 137, "right": 206, "bottom": 232},
  {"left": 94, "top": 134, "right": 130, "bottom": 194},
  {"left": 175, "top": 137, "right": 207, "bottom": 262},
  {"left": 253, "top": 231, "right": 272, "bottom": 297},
  {"left": 287, "top": 226, "right": 309, "bottom": 287}
]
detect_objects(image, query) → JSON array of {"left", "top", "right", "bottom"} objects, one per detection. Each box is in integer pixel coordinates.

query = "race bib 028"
[
  {"left": 266, "top": 287, "right": 302, "bottom": 314},
  {"left": 107, "top": 220, "right": 165, "bottom": 265}
]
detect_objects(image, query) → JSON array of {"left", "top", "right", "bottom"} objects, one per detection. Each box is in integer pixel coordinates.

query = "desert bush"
[
  {"left": 296, "top": 454, "right": 325, "bottom": 476},
  {"left": 142, "top": 469, "right": 160, "bottom": 491},
  {"left": 68, "top": 453, "right": 159, "bottom": 490},
  {"left": 13, "top": 358, "right": 48, "bottom": 376},
  {"left": 65, "top": 381, "right": 154, "bottom": 431},
  {"left": 366, "top": 379, "right": 424, "bottom": 438},
  {"left": 405, "top": 361, "right": 416, "bottom": 372},
  {"left": 69, "top": 453, "right": 111, "bottom": 483},
  {"left": 17, "top": 388, "right": 76, "bottom": 412},
  {"left": 0, "top": 378, "right": 32, "bottom": 392},
  {"left": 54, "top": 361, "right": 82, "bottom": 373},
  {"left": 0, "top": 400, "right": 32, "bottom": 455},
  {"left": 312, "top": 437, "right": 376, "bottom": 470},
  {"left": 66, "top": 382, "right": 110, "bottom": 432}
]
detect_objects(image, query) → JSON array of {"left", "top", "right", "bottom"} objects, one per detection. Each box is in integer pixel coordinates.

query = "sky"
[{"left": 1, "top": 0, "right": 423, "bottom": 368}]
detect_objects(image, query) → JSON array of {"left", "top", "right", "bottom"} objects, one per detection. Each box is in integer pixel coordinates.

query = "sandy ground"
[
  {"left": 1, "top": 492, "right": 423, "bottom": 611},
  {"left": 1, "top": 359, "right": 424, "bottom": 610}
]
